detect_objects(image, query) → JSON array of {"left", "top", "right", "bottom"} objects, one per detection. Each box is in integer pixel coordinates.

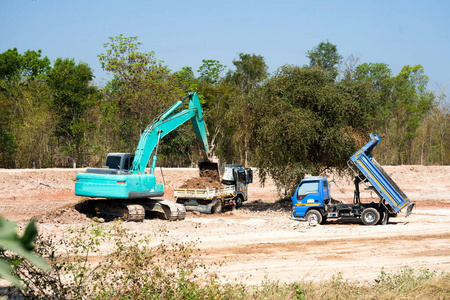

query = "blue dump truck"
[{"left": 291, "top": 134, "right": 415, "bottom": 225}]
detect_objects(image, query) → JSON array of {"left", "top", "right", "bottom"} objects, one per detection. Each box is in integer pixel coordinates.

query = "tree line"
[{"left": 0, "top": 36, "right": 448, "bottom": 191}]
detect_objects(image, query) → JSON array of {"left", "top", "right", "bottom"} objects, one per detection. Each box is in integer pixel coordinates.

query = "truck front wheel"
[
  {"left": 305, "top": 210, "right": 323, "bottom": 224},
  {"left": 235, "top": 197, "right": 243, "bottom": 209},
  {"left": 361, "top": 208, "right": 380, "bottom": 225}
]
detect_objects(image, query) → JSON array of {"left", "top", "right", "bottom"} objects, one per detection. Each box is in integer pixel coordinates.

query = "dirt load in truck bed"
[{"left": 179, "top": 169, "right": 223, "bottom": 189}]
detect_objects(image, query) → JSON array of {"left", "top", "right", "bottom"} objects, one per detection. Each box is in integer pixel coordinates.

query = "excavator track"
[
  {"left": 140, "top": 199, "right": 186, "bottom": 221},
  {"left": 93, "top": 200, "right": 146, "bottom": 222},
  {"left": 123, "top": 204, "right": 146, "bottom": 222},
  {"left": 90, "top": 199, "right": 185, "bottom": 222}
]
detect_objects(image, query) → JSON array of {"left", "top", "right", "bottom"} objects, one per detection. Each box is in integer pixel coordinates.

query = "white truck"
[{"left": 174, "top": 164, "right": 253, "bottom": 214}]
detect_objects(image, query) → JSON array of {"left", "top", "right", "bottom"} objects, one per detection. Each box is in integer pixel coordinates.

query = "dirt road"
[{"left": 0, "top": 166, "right": 449, "bottom": 284}]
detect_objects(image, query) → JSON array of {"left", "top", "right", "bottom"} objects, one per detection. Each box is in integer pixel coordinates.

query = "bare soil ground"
[{"left": 0, "top": 166, "right": 449, "bottom": 285}]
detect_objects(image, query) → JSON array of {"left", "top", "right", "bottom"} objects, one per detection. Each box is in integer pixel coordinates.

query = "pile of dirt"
[
  {"left": 180, "top": 169, "right": 223, "bottom": 189},
  {"left": 35, "top": 200, "right": 95, "bottom": 224},
  {"left": 35, "top": 205, "right": 91, "bottom": 224},
  {"left": 199, "top": 169, "right": 220, "bottom": 182}
]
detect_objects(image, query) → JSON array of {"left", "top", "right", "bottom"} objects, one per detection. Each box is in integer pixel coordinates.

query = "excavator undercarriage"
[{"left": 88, "top": 199, "right": 186, "bottom": 222}]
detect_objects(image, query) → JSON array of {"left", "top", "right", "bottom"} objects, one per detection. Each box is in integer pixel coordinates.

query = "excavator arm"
[{"left": 131, "top": 92, "right": 210, "bottom": 174}]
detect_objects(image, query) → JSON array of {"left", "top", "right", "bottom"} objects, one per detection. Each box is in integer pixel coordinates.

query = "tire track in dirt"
[{"left": 202, "top": 232, "right": 450, "bottom": 259}]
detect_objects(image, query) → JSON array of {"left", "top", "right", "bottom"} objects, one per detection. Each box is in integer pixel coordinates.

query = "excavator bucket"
[{"left": 198, "top": 160, "right": 220, "bottom": 180}]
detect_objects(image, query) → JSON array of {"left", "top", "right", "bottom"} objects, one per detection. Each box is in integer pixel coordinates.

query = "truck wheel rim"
[
  {"left": 365, "top": 212, "right": 375, "bottom": 222},
  {"left": 309, "top": 214, "right": 318, "bottom": 221}
]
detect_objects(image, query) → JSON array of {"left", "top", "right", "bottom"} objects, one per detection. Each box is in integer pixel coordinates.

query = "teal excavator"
[{"left": 75, "top": 92, "right": 216, "bottom": 221}]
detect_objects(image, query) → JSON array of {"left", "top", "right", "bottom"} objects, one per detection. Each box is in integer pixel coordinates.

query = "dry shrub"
[
  {"left": 1, "top": 224, "right": 448, "bottom": 300},
  {"left": 2, "top": 223, "right": 243, "bottom": 299}
]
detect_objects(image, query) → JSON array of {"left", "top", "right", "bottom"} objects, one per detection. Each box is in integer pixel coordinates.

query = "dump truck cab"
[
  {"left": 292, "top": 176, "right": 329, "bottom": 219},
  {"left": 221, "top": 164, "right": 253, "bottom": 206}
]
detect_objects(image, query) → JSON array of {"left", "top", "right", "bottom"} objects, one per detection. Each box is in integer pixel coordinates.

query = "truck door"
[
  {"left": 245, "top": 168, "right": 253, "bottom": 184},
  {"left": 322, "top": 179, "right": 330, "bottom": 203},
  {"left": 292, "top": 180, "right": 322, "bottom": 217},
  {"left": 235, "top": 169, "right": 248, "bottom": 199}
]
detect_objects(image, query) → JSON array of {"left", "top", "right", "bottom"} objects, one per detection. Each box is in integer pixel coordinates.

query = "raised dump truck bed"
[{"left": 349, "top": 133, "right": 413, "bottom": 214}]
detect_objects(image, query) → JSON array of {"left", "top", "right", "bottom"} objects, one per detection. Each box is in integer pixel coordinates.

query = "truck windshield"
[{"left": 298, "top": 181, "right": 319, "bottom": 196}]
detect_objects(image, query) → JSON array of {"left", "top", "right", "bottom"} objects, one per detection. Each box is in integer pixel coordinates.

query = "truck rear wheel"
[
  {"left": 361, "top": 207, "right": 380, "bottom": 225},
  {"left": 212, "top": 199, "right": 223, "bottom": 214},
  {"left": 305, "top": 209, "right": 323, "bottom": 224}
]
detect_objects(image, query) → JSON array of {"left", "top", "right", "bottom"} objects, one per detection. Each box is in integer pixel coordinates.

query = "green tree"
[
  {"left": 389, "top": 65, "right": 435, "bottom": 164},
  {"left": 195, "top": 80, "right": 241, "bottom": 162},
  {"left": 98, "top": 35, "right": 183, "bottom": 156},
  {"left": 306, "top": 41, "right": 342, "bottom": 80},
  {"left": 0, "top": 48, "right": 23, "bottom": 81},
  {"left": 10, "top": 80, "right": 55, "bottom": 168},
  {"left": 221, "top": 53, "right": 269, "bottom": 165},
  {"left": 353, "top": 62, "right": 394, "bottom": 133},
  {"left": 0, "top": 48, "right": 50, "bottom": 83},
  {"left": 0, "top": 48, "right": 53, "bottom": 168},
  {"left": 413, "top": 101, "right": 449, "bottom": 165},
  {"left": 225, "top": 53, "right": 268, "bottom": 93},
  {"left": 197, "top": 59, "right": 225, "bottom": 85},
  {"left": 248, "top": 66, "right": 374, "bottom": 193},
  {"left": 355, "top": 63, "right": 393, "bottom": 99},
  {"left": 46, "top": 58, "right": 98, "bottom": 167},
  {"left": 174, "top": 66, "right": 197, "bottom": 93}
]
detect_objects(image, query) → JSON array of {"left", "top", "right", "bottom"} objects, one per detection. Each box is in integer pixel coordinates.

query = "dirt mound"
[
  {"left": 35, "top": 200, "right": 94, "bottom": 224},
  {"left": 180, "top": 176, "right": 224, "bottom": 189},
  {"left": 180, "top": 169, "right": 223, "bottom": 189}
]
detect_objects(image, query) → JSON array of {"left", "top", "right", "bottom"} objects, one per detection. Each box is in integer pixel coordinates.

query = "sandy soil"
[{"left": 0, "top": 166, "right": 449, "bottom": 285}]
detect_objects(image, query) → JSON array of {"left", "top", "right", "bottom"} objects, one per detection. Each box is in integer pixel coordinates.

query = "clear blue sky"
[{"left": 1, "top": 0, "right": 449, "bottom": 94}]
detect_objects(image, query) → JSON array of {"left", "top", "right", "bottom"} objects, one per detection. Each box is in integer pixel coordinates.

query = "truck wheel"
[
  {"left": 377, "top": 210, "right": 390, "bottom": 225},
  {"left": 361, "top": 208, "right": 380, "bottom": 225},
  {"left": 377, "top": 211, "right": 384, "bottom": 225},
  {"left": 235, "top": 197, "right": 243, "bottom": 209},
  {"left": 212, "top": 200, "right": 223, "bottom": 214},
  {"left": 305, "top": 210, "right": 322, "bottom": 224}
]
